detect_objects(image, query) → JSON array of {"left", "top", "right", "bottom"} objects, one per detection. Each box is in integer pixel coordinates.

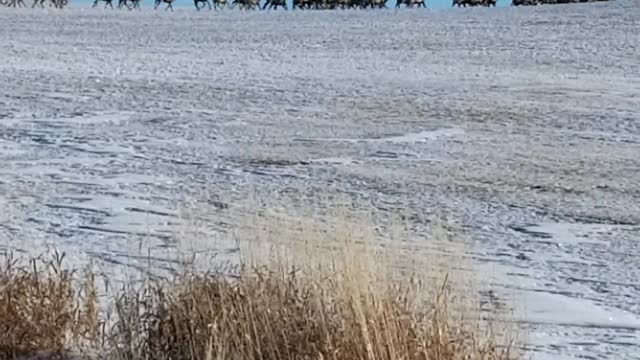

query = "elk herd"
[
  {"left": 0, "top": 0, "right": 609, "bottom": 10},
  {"left": 0, "top": 0, "right": 493, "bottom": 9},
  {"left": 88, "top": 0, "right": 436, "bottom": 9},
  {"left": 1, "top": 0, "right": 67, "bottom": 7}
]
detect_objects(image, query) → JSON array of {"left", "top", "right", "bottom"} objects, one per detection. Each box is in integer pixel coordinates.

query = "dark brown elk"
[
  {"left": 263, "top": 0, "right": 287, "bottom": 10},
  {"left": 92, "top": 0, "right": 114, "bottom": 8},
  {"left": 231, "top": 0, "right": 260, "bottom": 9},
  {"left": 118, "top": 0, "right": 141, "bottom": 9},
  {"left": 212, "top": 0, "right": 227, "bottom": 10},
  {"left": 32, "top": 0, "right": 66, "bottom": 8},
  {"left": 4, "top": 0, "right": 27, "bottom": 7},
  {"left": 154, "top": 0, "right": 175, "bottom": 10}
]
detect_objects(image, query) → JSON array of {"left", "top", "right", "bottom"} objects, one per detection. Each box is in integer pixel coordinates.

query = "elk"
[
  {"left": 32, "top": 0, "right": 67, "bottom": 8},
  {"left": 118, "top": 0, "right": 142, "bottom": 9},
  {"left": 4, "top": 0, "right": 27, "bottom": 7},
  {"left": 194, "top": 0, "right": 212, "bottom": 9},
  {"left": 92, "top": 0, "right": 114, "bottom": 8},
  {"left": 212, "top": 0, "right": 227, "bottom": 10},
  {"left": 454, "top": 0, "right": 495, "bottom": 6},
  {"left": 263, "top": 0, "right": 287, "bottom": 9},
  {"left": 231, "top": 0, "right": 260, "bottom": 9},
  {"left": 154, "top": 0, "right": 175, "bottom": 10}
]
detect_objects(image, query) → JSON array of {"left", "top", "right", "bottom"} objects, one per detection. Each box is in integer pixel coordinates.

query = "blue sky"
[{"left": 79, "top": 0, "right": 512, "bottom": 10}]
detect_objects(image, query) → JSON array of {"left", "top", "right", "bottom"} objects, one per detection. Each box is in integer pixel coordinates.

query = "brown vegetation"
[{"left": 0, "top": 211, "right": 520, "bottom": 360}]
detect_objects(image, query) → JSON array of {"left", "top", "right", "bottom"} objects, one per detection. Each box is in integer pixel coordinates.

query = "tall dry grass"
[{"left": 0, "top": 208, "right": 520, "bottom": 360}]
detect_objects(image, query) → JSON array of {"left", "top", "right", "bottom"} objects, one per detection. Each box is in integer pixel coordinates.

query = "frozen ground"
[{"left": 1, "top": 2, "right": 639, "bottom": 359}]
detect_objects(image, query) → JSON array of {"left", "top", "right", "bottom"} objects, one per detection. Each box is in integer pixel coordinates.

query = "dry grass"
[
  {"left": 0, "top": 251, "right": 78, "bottom": 359},
  {"left": 0, "top": 209, "right": 520, "bottom": 360}
]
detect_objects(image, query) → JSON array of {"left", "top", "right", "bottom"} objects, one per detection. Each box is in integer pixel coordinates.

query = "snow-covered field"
[{"left": 1, "top": 2, "right": 639, "bottom": 359}]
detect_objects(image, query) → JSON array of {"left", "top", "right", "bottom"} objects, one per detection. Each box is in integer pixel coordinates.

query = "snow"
[{"left": 1, "top": 2, "right": 640, "bottom": 359}]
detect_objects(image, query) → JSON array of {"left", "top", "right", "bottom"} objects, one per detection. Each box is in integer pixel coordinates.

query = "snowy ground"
[{"left": 1, "top": 2, "right": 640, "bottom": 359}]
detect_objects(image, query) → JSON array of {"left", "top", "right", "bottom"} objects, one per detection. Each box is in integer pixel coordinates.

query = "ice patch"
[
  {"left": 59, "top": 142, "right": 137, "bottom": 156},
  {"left": 295, "top": 128, "right": 464, "bottom": 144},
  {"left": 516, "top": 222, "right": 638, "bottom": 245},
  {"left": 381, "top": 128, "right": 464, "bottom": 143},
  {"left": 0, "top": 112, "right": 134, "bottom": 127},
  {"left": 309, "top": 157, "right": 356, "bottom": 165},
  {"left": 0, "top": 140, "right": 26, "bottom": 157},
  {"left": 39, "top": 112, "right": 135, "bottom": 125},
  {"left": 521, "top": 290, "right": 640, "bottom": 330}
]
